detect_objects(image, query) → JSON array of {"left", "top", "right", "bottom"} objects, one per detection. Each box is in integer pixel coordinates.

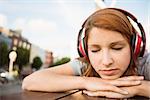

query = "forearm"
[
  {"left": 22, "top": 70, "right": 85, "bottom": 92},
  {"left": 137, "top": 80, "right": 150, "bottom": 98}
]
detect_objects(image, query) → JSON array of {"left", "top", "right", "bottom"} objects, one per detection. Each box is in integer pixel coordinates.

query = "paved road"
[{"left": 0, "top": 80, "right": 22, "bottom": 96}]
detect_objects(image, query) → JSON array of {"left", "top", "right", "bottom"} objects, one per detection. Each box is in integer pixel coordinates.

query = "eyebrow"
[
  {"left": 111, "top": 41, "right": 127, "bottom": 46},
  {"left": 88, "top": 40, "right": 127, "bottom": 47}
]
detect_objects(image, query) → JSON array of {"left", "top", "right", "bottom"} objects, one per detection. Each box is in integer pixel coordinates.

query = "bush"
[
  {"left": 31, "top": 56, "right": 43, "bottom": 70},
  {"left": 0, "top": 42, "right": 9, "bottom": 68},
  {"left": 50, "top": 57, "right": 70, "bottom": 67}
]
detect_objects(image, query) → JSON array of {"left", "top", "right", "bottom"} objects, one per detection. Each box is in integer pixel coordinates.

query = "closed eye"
[
  {"left": 91, "top": 49, "right": 100, "bottom": 52},
  {"left": 112, "top": 47, "right": 123, "bottom": 50}
]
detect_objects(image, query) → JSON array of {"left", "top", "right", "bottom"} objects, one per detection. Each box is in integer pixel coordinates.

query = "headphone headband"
[{"left": 77, "top": 8, "right": 146, "bottom": 59}]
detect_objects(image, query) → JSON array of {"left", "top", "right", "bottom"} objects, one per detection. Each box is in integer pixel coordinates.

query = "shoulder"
[
  {"left": 138, "top": 52, "right": 150, "bottom": 80},
  {"left": 138, "top": 52, "right": 150, "bottom": 66},
  {"left": 69, "top": 58, "right": 88, "bottom": 76}
]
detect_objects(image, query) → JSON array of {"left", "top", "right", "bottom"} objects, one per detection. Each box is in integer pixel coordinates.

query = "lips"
[{"left": 99, "top": 69, "right": 119, "bottom": 76}]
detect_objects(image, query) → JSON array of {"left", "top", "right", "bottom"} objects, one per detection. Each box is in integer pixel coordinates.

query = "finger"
[
  {"left": 83, "top": 90, "right": 126, "bottom": 98},
  {"left": 117, "top": 76, "right": 144, "bottom": 81},
  {"left": 104, "top": 91, "right": 126, "bottom": 98},
  {"left": 97, "top": 84, "right": 128, "bottom": 95},
  {"left": 83, "top": 90, "right": 105, "bottom": 97}
]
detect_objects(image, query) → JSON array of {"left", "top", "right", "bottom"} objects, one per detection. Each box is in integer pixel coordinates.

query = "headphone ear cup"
[
  {"left": 131, "top": 33, "right": 143, "bottom": 59},
  {"left": 78, "top": 39, "right": 86, "bottom": 57},
  {"left": 131, "top": 34, "right": 136, "bottom": 53},
  {"left": 77, "top": 27, "right": 87, "bottom": 57}
]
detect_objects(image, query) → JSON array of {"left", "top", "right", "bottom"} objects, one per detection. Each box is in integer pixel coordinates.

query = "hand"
[
  {"left": 83, "top": 77, "right": 128, "bottom": 95},
  {"left": 82, "top": 76, "right": 144, "bottom": 98},
  {"left": 83, "top": 85, "right": 139, "bottom": 98}
]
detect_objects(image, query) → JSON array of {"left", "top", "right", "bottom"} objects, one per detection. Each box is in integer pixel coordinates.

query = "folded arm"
[{"left": 83, "top": 76, "right": 150, "bottom": 98}]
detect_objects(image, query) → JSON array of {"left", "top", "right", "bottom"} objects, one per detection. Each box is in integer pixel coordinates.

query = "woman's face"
[{"left": 87, "top": 27, "right": 131, "bottom": 80}]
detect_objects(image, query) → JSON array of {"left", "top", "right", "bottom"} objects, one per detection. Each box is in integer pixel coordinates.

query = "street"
[{"left": 0, "top": 80, "right": 22, "bottom": 96}]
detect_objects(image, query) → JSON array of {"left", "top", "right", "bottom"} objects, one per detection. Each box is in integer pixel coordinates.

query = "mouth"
[{"left": 99, "top": 69, "right": 119, "bottom": 76}]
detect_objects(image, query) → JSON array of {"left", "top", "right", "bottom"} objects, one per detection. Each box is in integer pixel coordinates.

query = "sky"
[{"left": 0, "top": 0, "right": 149, "bottom": 59}]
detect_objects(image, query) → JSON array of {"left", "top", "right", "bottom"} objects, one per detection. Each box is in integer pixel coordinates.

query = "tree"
[
  {"left": 50, "top": 57, "right": 70, "bottom": 67},
  {"left": 16, "top": 47, "right": 30, "bottom": 71},
  {"left": 0, "top": 42, "right": 9, "bottom": 68},
  {"left": 31, "top": 56, "right": 43, "bottom": 70}
]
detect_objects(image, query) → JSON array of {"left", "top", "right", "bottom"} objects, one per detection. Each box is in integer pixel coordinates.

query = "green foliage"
[
  {"left": 50, "top": 57, "right": 70, "bottom": 67},
  {"left": 16, "top": 47, "right": 30, "bottom": 70},
  {"left": 31, "top": 56, "right": 43, "bottom": 70},
  {"left": 0, "top": 42, "right": 9, "bottom": 67}
]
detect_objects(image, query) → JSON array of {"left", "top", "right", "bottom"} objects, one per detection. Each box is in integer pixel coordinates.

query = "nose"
[{"left": 101, "top": 50, "right": 113, "bottom": 66}]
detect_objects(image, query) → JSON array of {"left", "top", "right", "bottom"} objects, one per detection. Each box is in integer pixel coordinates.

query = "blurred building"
[
  {"left": 9, "top": 29, "right": 31, "bottom": 51},
  {"left": 41, "top": 51, "right": 54, "bottom": 69},
  {"left": 45, "top": 51, "right": 53, "bottom": 65},
  {"left": 0, "top": 27, "right": 12, "bottom": 49},
  {"left": 0, "top": 27, "right": 31, "bottom": 51}
]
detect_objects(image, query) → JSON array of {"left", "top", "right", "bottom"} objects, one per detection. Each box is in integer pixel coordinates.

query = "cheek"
[
  {"left": 88, "top": 52, "right": 100, "bottom": 69},
  {"left": 115, "top": 48, "right": 131, "bottom": 71}
]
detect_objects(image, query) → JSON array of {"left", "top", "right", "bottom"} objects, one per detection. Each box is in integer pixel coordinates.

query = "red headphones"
[{"left": 77, "top": 8, "right": 146, "bottom": 59}]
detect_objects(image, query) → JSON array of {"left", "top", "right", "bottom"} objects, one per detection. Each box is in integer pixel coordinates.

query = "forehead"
[{"left": 87, "top": 27, "right": 127, "bottom": 45}]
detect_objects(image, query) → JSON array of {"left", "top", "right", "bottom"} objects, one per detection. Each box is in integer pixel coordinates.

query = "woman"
[{"left": 22, "top": 8, "right": 150, "bottom": 98}]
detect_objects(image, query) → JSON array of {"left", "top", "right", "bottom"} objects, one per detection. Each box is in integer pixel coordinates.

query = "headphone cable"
[{"left": 54, "top": 90, "right": 82, "bottom": 100}]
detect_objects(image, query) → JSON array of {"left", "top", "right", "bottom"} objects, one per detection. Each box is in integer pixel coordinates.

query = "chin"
[{"left": 100, "top": 75, "right": 121, "bottom": 80}]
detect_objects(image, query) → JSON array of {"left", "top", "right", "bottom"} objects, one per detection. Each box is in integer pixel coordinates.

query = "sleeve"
[
  {"left": 69, "top": 59, "right": 84, "bottom": 76},
  {"left": 138, "top": 53, "right": 150, "bottom": 80}
]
